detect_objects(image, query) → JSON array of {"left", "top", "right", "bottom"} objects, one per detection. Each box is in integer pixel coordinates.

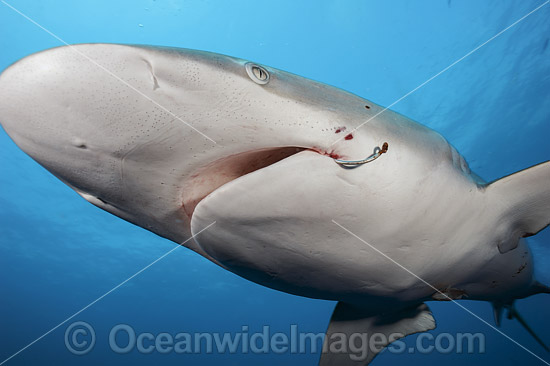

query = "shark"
[{"left": 0, "top": 44, "right": 548, "bottom": 365}]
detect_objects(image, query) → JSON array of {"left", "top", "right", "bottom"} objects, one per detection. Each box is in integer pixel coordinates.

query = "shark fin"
[
  {"left": 320, "top": 302, "right": 436, "bottom": 365},
  {"left": 508, "top": 304, "right": 549, "bottom": 352},
  {"left": 486, "top": 161, "right": 550, "bottom": 253},
  {"left": 493, "top": 303, "right": 504, "bottom": 327},
  {"left": 533, "top": 281, "right": 550, "bottom": 294}
]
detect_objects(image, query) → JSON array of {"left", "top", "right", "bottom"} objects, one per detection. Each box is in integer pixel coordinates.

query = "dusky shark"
[{"left": 0, "top": 44, "right": 548, "bottom": 365}]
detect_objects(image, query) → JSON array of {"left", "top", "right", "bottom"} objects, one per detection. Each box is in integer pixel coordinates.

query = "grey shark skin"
[{"left": 0, "top": 44, "right": 549, "bottom": 364}]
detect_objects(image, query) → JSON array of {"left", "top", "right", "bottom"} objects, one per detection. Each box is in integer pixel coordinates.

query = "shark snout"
[{"left": 0, "top": 46, "right": 129, "bottom": 197}]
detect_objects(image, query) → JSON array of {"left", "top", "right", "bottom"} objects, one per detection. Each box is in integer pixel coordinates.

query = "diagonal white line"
[
  {"left": 331, "top": 0, "right": 549, "bottom": 147},
  {"left": 0, "top": 0, "right": 217, "bottom": 144},
  {"left": 0, "top": 221, "right": 216, "bottom": 366},
  {"left": 332, "top": 219, "right": 549, "bottom": 365}
]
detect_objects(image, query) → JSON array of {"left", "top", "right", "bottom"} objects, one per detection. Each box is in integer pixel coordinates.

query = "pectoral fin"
[
  {"left": 320, "top": 302, "right": 436, "bottom": 365},
  {"left": 486, "top": 161, "right": 550, "bottom": 253}
]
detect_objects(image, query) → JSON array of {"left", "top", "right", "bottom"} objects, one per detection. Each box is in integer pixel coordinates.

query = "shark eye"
[{"left": 245, "top": 63, "right": 269, "bottom": 85}]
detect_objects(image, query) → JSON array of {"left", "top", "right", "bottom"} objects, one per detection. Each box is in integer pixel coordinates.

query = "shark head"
[{"left": 0, "top": 44, "right": 410, "bottom": 241}]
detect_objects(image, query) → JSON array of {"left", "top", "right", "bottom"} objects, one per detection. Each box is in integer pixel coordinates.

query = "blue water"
[{"left": 0, "top": 1, "right": 549, "bottom": 365}]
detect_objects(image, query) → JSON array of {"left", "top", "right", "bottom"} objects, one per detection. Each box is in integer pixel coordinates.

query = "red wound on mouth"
[
  {"left": 308, "top": 147, "right": 340, "bottom": 159},
  {"left": 344, "top": 134, "right": 353, "bottom": 140}
]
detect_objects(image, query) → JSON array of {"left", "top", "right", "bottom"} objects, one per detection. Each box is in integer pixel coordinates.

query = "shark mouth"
[{"left": 181, "top": 146, "right": 311, "bottom": 219}]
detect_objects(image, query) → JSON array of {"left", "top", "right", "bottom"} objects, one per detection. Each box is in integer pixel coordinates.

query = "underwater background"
[{"left": 0, "top": 0, "right": 549, "bottom": 365}]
